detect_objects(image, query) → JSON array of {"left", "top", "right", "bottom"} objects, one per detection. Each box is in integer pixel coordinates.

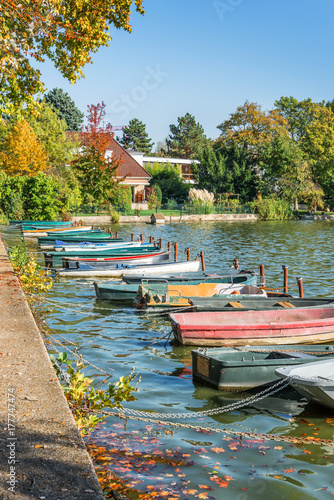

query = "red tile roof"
[{"left": 67, "top": 133, "right": 151, "bottom": 180}]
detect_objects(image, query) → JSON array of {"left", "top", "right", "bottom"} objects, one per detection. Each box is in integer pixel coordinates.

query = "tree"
[
  {"left": 193, "top": 144, "right": 258, "bottom": 203},
  {"left": 42, "top": 88, "right": 84, "bottom": 131},
  {"left": 274, "top": 97, "right": 334, "bottom": 204},
  {"left": 217, "top": 101, "right": 288, "bottom": 151},
  {"left": 73, "top": 102, "right": 123, "bottom": 204},
  {"left": 149, "top": 163, "right": 190, "bottom": 203},
  {"left": 26, "top": 102, "right": 78, "bottom": 169},
  {"left": 166, "top": 113, "right": 208, "bottom": 159},
  {"left": 118, "top": 118, "right": 154, "bottom": 154},
  {"left": 0, "top": 119, "right": 48, "bottom": 176},
  {"left": 0, "top": 0, "right": 144, "bottom": 113}
]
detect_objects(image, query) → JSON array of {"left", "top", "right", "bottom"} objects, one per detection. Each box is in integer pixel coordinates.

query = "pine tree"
[
  {"left": 166, "top": 113, "right": 208, "bottom": 159},
  {"left": 118, "top": 118, "right": 154, "bottom": 154},
  {"left": 42, "top": 88, "right": 84, "bottom": 131}
]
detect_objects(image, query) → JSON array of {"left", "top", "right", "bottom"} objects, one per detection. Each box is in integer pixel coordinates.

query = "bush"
[
  {"left": 109, "top": 185, "right": 132, "bottom": 212},
  {"left": 109, "top": 206, "right": 120, "bottom": 223},
  {"left": 166, "top": 198, "right": 177, "bottom": 210},
  {"left": 252, "top": 196, "right": 294, "bottom": 220}
]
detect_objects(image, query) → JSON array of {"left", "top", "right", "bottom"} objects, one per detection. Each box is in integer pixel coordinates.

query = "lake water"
[{"left": 4, "top": 220, "right": 334, "bottom": 499}]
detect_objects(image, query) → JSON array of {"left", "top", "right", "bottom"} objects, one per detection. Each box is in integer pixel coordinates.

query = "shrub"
[
  {"left": 109, "top": 206, "right": 120, "bottom": 223},
  {"left": 252, "top": 196, "right": 294, "bottom": 220}
]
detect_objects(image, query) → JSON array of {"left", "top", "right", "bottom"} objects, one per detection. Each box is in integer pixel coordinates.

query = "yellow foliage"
[{"left": 0, "top": 119, "right": 49, "bottom": 176}]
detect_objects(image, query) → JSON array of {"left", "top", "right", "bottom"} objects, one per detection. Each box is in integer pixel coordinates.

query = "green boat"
[
  {"left": 189, "top": 296, "right": 334, "bottom": 311},
  {"left": 192, "top": 345, "right": 334, "bottom": 392},
  {"left": 45, "top": 244, "right": 161, "bottom": 267},
  {"left": 38, "top": 233, "right": 117, "bottom": 248},
  {"left": 10, "top": 220, "right": 71, "bottom": 226},
  {"left": 94, "top": 274, "right": 258, "bottom": 303}
]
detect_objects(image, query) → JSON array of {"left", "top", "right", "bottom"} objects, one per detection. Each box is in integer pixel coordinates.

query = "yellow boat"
[{"left": 135, "top": 278, "right": 264, "bottom": 312}]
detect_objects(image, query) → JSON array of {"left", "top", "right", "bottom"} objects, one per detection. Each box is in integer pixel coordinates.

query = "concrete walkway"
[{"left": 0, "top": 238, "right": 105, "bottom": 499}]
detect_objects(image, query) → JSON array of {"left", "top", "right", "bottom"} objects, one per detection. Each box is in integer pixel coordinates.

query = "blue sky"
[{"left": 36, "top": 0, "right": 334, "bottom": 148}]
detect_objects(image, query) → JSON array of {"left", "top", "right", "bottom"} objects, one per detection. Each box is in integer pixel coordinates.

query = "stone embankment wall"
[
  {"left": 70, "top": 213, "right": 258, "bottom": 224},
  {"left": 0, "top": 238, "right": 104, "bottom": 500}
]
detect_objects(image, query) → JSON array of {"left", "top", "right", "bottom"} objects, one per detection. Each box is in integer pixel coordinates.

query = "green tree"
[
  {"left": 118, "top": 118, "right": 154, "bottom": 154},
  {"left": 22, "top": 173, "right": 60, "bottom": 220},
  {"left": 0, "top": 0, "right": 144, "bottom": 113},
  {"left": 27, "top": 102, "right": 78, "bottom": 169},
  {"left": 166, "top": 113, "right": 208, "bottom": 159},
  {"left": 149, "top": 163, "right": 190, "bottom": 203},
  {"left": 193, "top": 144, "right": 258, "bottom": 203},
  {"left": 42, "top": 88, "right": 84, "bottom": 131}
]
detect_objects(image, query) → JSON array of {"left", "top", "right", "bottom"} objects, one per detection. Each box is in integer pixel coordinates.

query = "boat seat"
[
  {"left": 276, "top": 301, "right": 295, "bottom": 308},
  {"left": 270, "top": 350, "right": 316, "bottom": 359},
  {"left": 228, "top": 302, "right": 244, "bottom": 308}
]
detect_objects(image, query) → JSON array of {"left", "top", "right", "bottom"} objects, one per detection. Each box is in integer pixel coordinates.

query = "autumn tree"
[
  {"left": 73, "top": 102, "right": 123, "bottom": 204},
  {"left": 217, "top": 101, "right": 288, "bottom": 151},
  {"left": 42, "top": 88, "right": 84, "bottom": 131},
  {"left": 166, "top": 113, "right": 208, "bottom": 159},
  {"left": 0, "top": 119, "right": 48, "bottom": 176},
  {"left": 0, "top": 0, "right": 144, "bottom": 113},
  {"left": 118, "top": 118, "right": 154, "bottom": 154},
  {"left": 275, "top": 96, "right": 334, "bottom": 205}
]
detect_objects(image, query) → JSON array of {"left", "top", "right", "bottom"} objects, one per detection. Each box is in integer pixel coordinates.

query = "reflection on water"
[{"left": 2, "top": 220, "right": 334, "bottom": 499}]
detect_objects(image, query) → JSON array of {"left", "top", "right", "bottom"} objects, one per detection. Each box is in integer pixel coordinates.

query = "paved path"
[{"left": 0, "top": 237, "right": 105, "bottom": 499}]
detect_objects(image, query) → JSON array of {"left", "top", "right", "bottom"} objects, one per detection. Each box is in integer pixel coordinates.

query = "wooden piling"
[
  {"left": 174, "top": 242, "right": 178, "bottom": 262},
  {"left": 260, "top": 264, "right": 265, "bottom": 286},
  {"left": 158, "top": 238, "right": 162, "bottom": 249},
  {"left": 186, "top": 247, "right": 190, "bottom": 261},
  {"left": 200, "top": 251, "right": 205, "bottom": 271},
  {"left": 131, "top": 233, "right": 134, "bottom": 241},
  {"left": 233, "top": 258, "right": 239, "bottom": 270},
  {"left": 297, "top": 277, "right": 304, "bottom": 298},
  {"left": 140, "top": 233, "right": 143, "bottom": 243},
  {"left": 150, "top": 236, "right": 154, "bottom": 243},
  {"left": 283, "top": 265, "right": 288, "bottom": 294},
  {"left": 168, "top": 242, "right": 171, "bottom": 259}
]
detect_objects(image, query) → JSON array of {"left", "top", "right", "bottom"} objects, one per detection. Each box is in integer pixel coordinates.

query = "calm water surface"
[{"left": 4, "top": 220, "right": 334, "bottom": 499}]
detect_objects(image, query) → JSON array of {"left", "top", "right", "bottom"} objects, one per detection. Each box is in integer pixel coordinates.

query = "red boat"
[{"left": 169, "top": 307, "right": 334, "bottom": 346}]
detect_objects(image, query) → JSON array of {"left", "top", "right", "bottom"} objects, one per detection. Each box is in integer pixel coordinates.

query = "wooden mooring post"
[
  {"left": 297, "top": 277, "right": 304, "bottom": 298},
  {"left": 282, "top": 265, "right": 288, "bottom": 294},
  {"left": 174, "top": 242, "right": 178, "bottom": 262},
  {"left": 259, "top": 264, "right": 265, "bottom": 286},
  {"left": 200, "top": 251, "right": 205, "bottom": 271}
]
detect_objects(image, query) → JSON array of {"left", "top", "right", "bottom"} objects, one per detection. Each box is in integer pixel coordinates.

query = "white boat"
[
  {"left": 276, "top": 358, "right": 334, "bottom": 410},
  {"left": 54, "top": 241, "right": 147, "bottom": 252},
  {"left": 23, "top": 226, "right": 92, "bottom": 237},
  {"left": 57, "top": 259, "right": 201, "bottom": 278}
]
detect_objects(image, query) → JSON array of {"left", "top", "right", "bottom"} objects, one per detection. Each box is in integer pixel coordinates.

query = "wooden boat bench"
[{"left": 276, "top": 301, "right": 296, "bottom": 308}]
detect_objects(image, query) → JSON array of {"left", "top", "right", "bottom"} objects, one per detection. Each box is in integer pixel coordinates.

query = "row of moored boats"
[{"left": 11, "top": 220, "right": 334, "bottom": 411}]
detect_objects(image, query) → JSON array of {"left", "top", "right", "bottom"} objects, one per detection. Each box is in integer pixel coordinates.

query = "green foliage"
[
  {"left": 119, "top": 118, "right": 154, "bottom": 154},
  {"left": 0, "top": 170, "right": 75, "bottom": 220},
  {"left": 51, "top": 352, "right": 139, "bottom": 434},
  {"left": 149, "top": 162, "right": 189, "bottom": 203},
  {"left": 9, "top": 241, "right": 53, "bottom": 295},
  {"left": 109, "top": 207, "right": 121, "bottom": 223},
  {"left": 251, "top": 196, "right": 294, "bottom": 220},
  {"left": 109, "top": 185, "right": 132, "bottom": 212},
  {"left": 22, "top": 173, "right": 60, "bottom": 220},
  {"left": 194, "top": 144, "right": 259, "bottom": 203},
  {"left": 166, "top": 113, "right": 208, "bottom": 159},
  {"left": 165, "top": 198, "right": 178, "bottom": 210},
  {"left": 42, "top": 88, "right": 84, "bottom": 131},
  {"left": 27, "top": 102, "right": 78, "bottom": 169},
  {"left": 146, "top": 186, "right": 162, "bottom": 210}
]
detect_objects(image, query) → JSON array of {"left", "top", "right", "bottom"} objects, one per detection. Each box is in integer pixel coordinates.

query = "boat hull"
[
  {"left": 57, "top": 259, "right": 200, "bottom": 278},
  {"left": 192, "top": 345, "right": 334, "bottom": 392},
  {"left": 276, "top": 359, "right": 334, "bottom": 409},
  {"left": 169, "top": 307, "right": 334, "bottom": 346}
]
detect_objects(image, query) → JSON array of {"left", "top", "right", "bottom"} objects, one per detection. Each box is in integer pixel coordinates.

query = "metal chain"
[
  {"left": 97, "top": 378, "right": 290, "bottom": 420},
  {"left": 77, "top": 408, "right": 334, "bottom": 447}
]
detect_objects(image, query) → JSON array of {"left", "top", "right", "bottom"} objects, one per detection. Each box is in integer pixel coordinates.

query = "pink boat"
[{"left": 169, "top": 307, "right": 334, "bottom": 346}]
